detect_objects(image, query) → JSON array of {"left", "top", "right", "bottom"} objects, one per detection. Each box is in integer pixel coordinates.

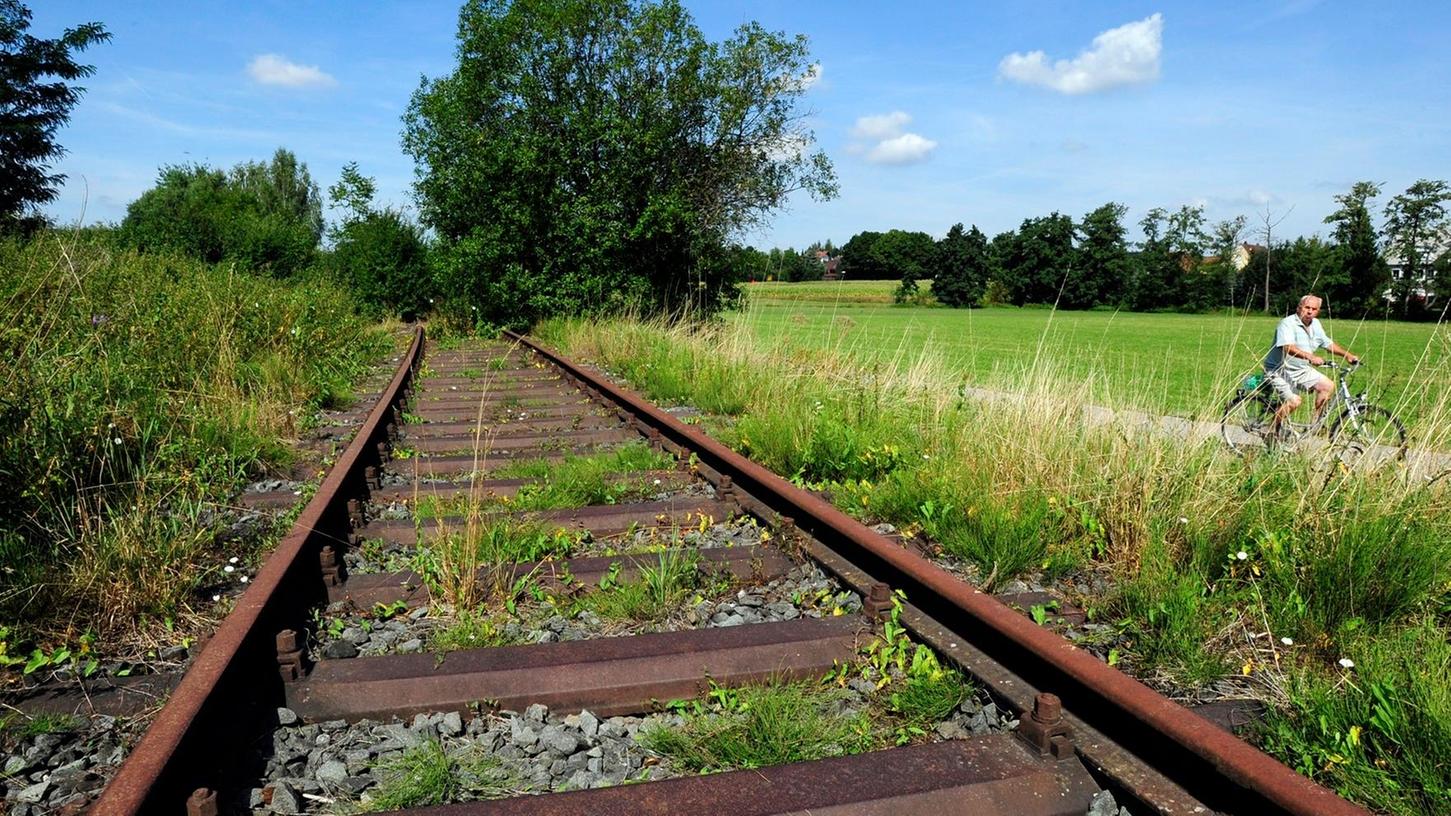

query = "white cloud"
[
  {"left": 247, "top": 54, "right": 337, "bottom": 89},
  {"left": 868, "top": 134, "right": 938, "bottom": 165},
  {"left": 849, "top": 111, "right": 936, "bottom": 165},
  {"left": 998, "top": 13, "right": 1163, "bottom": 94}
]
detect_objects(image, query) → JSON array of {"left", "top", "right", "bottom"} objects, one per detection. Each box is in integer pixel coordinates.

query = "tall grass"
[
  {"left": 536, "top": 314, "right": 1451, "bottom": 813},
  {"left": 0, "top": 233, "right": 387, "bottom": 652}
]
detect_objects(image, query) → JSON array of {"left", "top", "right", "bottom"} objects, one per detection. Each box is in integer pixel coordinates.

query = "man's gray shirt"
[{"left": 1264, "top": 315, "right": 1332, "bottom": 371}]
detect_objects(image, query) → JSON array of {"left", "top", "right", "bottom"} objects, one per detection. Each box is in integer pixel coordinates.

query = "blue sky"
[{"left": 32, "top": 1, "right": 1451, "bottom": 249}]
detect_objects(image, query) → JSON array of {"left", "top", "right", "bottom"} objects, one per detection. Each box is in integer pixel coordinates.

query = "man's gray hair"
[{"left": 1298, "top": 294, "right": 1322, "bottom": 307}]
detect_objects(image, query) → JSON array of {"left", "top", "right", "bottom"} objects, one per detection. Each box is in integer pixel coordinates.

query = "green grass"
[
  {"left": 411, "top": 519, "right": 580, "bottom": 609},
  {"left": 0, "top": 712, "right": 81, "bottom": 746},
  {"left": 0, "top": 232, "right": 389, "bottom": 658},
  {"left": 644, "top": 682, "right": 876, "bottom": 772},
  {"left": 357, "top": 739, "right": 515, "bottom": 810},
  {"left": 575, "top": 548, "right": 701, "bottom": 622},
  {"left": 730, "top": 292, "right": 1451, "bottom": 435},
  {"left": 536, "top": 313, "right": 1451, "bottom": 814},
  {"left": 745, "top": 279, "right": 905, "bottom": 304}
]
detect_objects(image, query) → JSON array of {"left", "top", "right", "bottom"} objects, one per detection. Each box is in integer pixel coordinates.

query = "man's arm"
[
  {"left": 1280, "top": 343, "right": 1326, "bottom": 366},
  {"left": 1327, "top": 342, "right": 1359, "bottom": 365}
]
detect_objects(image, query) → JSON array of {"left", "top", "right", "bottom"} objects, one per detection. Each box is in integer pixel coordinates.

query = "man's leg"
[{"left": 1311, "top": 375, "right": 1334, "bottom": 420}]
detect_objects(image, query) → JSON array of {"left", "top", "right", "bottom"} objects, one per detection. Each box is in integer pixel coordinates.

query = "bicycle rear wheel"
[
  {"left": 1330, "top": 403, "right": 1407, "bottom": 461},
  {"left": 1220, "top": 392, "right": 1276, "bottom": 455}
]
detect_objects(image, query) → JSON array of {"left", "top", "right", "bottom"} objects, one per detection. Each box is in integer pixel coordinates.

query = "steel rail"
[
  {"left": 90, "top": 327, "right": 425, "bottom": 816},
  {"left": 507, "top": 330, "right": 1369, "bottom": 816}
]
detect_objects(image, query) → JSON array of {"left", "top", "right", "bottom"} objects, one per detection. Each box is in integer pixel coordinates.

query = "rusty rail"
[
  {"left": 91, "top": 328, "right": 425, "bottom": 816},
  {"left": 507, "top": 330, "right": 1368, "bottom": 816}
]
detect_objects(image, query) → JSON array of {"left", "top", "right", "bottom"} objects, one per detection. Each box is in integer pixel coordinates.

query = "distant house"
[
  {"left": 821, "top": 258, "right": 841, "bottom": 280},
  {"left": 1199, "top": 242, "right": 1263, "bottom": 271},
  {"left": 1383, "top": 240, "right": 1448, "bottom": 305}
]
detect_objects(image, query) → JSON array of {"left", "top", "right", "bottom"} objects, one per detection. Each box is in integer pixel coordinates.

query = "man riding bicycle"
[{"left": 1264, "top": 294, "right": 1359, "bottom": 432}]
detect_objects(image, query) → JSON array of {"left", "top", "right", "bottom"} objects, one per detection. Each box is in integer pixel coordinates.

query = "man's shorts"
[{"left": 1266, "top": 366, "right": 1329, "bottom": 400}]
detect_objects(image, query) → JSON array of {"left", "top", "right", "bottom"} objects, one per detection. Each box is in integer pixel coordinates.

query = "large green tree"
[
  {"left": 872, "top": 229, "right": 934, "bottom": 302},
  {"left": 931, "top": 223, "right": 990, "bottom": 307},
  {"left": 0, "top": 1, "right": 109, "bottom": 233},
  {"left": 1132, "top": 205, "right": 1206, "bottom": 311},
  {"left": 403, "top": 0, "right": 835, "bottom": 326},
  {"left": 839, "top": 230, "right": 888, "bottom": 279},
  {"left": 1070, "top": 203, "right": 1130, "bottom": 309},
  {"left": 999, "top": 213, "right": 1074, "bottom": 306},
  {"left": 1323, "top": 181, "right": 1388, "bottom": 313},
  {"left": 1383, "top": 179, "right": 1450, "bottom": 315}
]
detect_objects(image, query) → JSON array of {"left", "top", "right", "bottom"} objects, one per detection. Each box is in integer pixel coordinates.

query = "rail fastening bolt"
[
  {"left": 864, "top": 581, "right": 893, "bottom": 620},
  {"left": 1032, "top": 692, "right": 1062, "bottom": 725},
  {"left": 186, "top": 788, "right": 218, "bottom": 816}
]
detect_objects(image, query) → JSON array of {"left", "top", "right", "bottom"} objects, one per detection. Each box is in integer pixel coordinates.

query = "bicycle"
[{"left": 1219, "top": 361, "right": 1406, "bottom": 461}]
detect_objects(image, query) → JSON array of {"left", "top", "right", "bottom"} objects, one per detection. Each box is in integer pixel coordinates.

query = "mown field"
[{"left": 740, "top": 280, "right": 1451, "bottom": 439}]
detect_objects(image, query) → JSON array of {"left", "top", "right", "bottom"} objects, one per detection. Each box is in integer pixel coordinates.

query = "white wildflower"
[
  {"left": 1178, "top": 516, "right": 1188, "bottom": 524},
  {"left": 113, "top": 437, "right": 123, "bottom": 445},
  {"left": 223, "top": 565, "right": 235, "bottom": 574},
  {"left": 653, "top": 479, "right": 662, "bottom": 485},
  {"left": 240, "top": 576, "right": 249, "bottom": 583},
  {"left": 229, "top": 556, "right": 239, "bottom": 564},
  {"left": 1236, "top": 550, "right": 1249, "bottom": 561},
  {"left": 212, "top": 594, "right": 221, "bottom": 602},
  {"left": 1280, "top": 637, "right": 1294, "bottom": 646},
  {"left": 1338, "top": 657, "right": 1355, "bottom": 669}
]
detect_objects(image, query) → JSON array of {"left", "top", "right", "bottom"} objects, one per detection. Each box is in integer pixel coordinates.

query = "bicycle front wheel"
[
  {"left": 1330, "top": 404, "right": 1407, "bottom": 459},
  {"left": 1221, "top": 393, "right": 1276, "bottom": 456}
]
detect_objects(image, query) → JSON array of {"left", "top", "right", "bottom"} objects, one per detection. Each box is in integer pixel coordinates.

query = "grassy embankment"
[
  {"left": 0, "top": 233, "right": 389, "bottom": 677},
  {"left": 537, "top": 303, "right": 1451, "bottom": 815}
]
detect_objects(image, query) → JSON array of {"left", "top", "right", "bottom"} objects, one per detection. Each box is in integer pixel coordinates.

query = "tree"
[
  {"left": 0, "top": 1, "right": 109, "bottom": 233},
  {"left": 403, "top": 0, "right": 836, "bottom": 326},
  {"left": 869, "top": 229, "right": 934, "bottom": 302},
  {"left": 1072, "top": 203, "right": 1131, "bottom": 309},
  {"left": 1383, "top": 179, "right": 1451, "bottom": 316},
  {"left": 120, "top": 149, "right": 323, "bottom": 277},
  {"left": 1132, "top": 205, "right": 1206, "bottom": 311},
  {"left": 931, "top": 223, "right": 990, "bottom": 307},
  {"left": 1203, "top": 215, "right": 1247, "bottom": 310},
  {"left": 327, "top": 162, "right": 431, "bottom": 318},
  {"left": 999, "top": 213, "right": 1074, "bottom": 306},
  {"left": 1323, "top": 181, "right": 1388, "bottom": 314},
  {"left": 839, "top": 230, "right": 887, "bottom": 278},
  {"left": 779, "top": 247, "right": 820, "bottom": 282}
]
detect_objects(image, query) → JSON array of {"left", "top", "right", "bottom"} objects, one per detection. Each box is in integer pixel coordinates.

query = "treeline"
[{"left": 757, "top": 180, "right": 1451, "bottom": 319}]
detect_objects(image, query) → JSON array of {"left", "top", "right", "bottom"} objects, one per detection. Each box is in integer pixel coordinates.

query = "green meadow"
[{"left": 738, "top": 281, "right": 1451, "bottom": 435}]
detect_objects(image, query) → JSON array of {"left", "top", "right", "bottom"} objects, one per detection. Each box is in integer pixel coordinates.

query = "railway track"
[{"left": 68, "top": 327, "right": 1367, "bottom": 815}]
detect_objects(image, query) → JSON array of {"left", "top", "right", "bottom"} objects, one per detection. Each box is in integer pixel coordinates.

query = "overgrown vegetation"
[
  {"left": 539, "top": 314, "right": 1451, "bottom": 814},
  {"left": 0, "top": 233, "right": 387, "bottom": 665}
]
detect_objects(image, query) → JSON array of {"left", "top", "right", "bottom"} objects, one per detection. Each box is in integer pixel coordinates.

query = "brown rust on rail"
[{"left": 375, "top": 736, "right": 1100, "bottom": 816}]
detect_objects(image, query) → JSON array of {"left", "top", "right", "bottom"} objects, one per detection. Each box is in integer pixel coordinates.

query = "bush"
[
  {"left": 330, "top": 209, "right": 431, "bottom": 319},
  {"left": 119, "top": 149, "right": 323, "bottom": 278}
]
